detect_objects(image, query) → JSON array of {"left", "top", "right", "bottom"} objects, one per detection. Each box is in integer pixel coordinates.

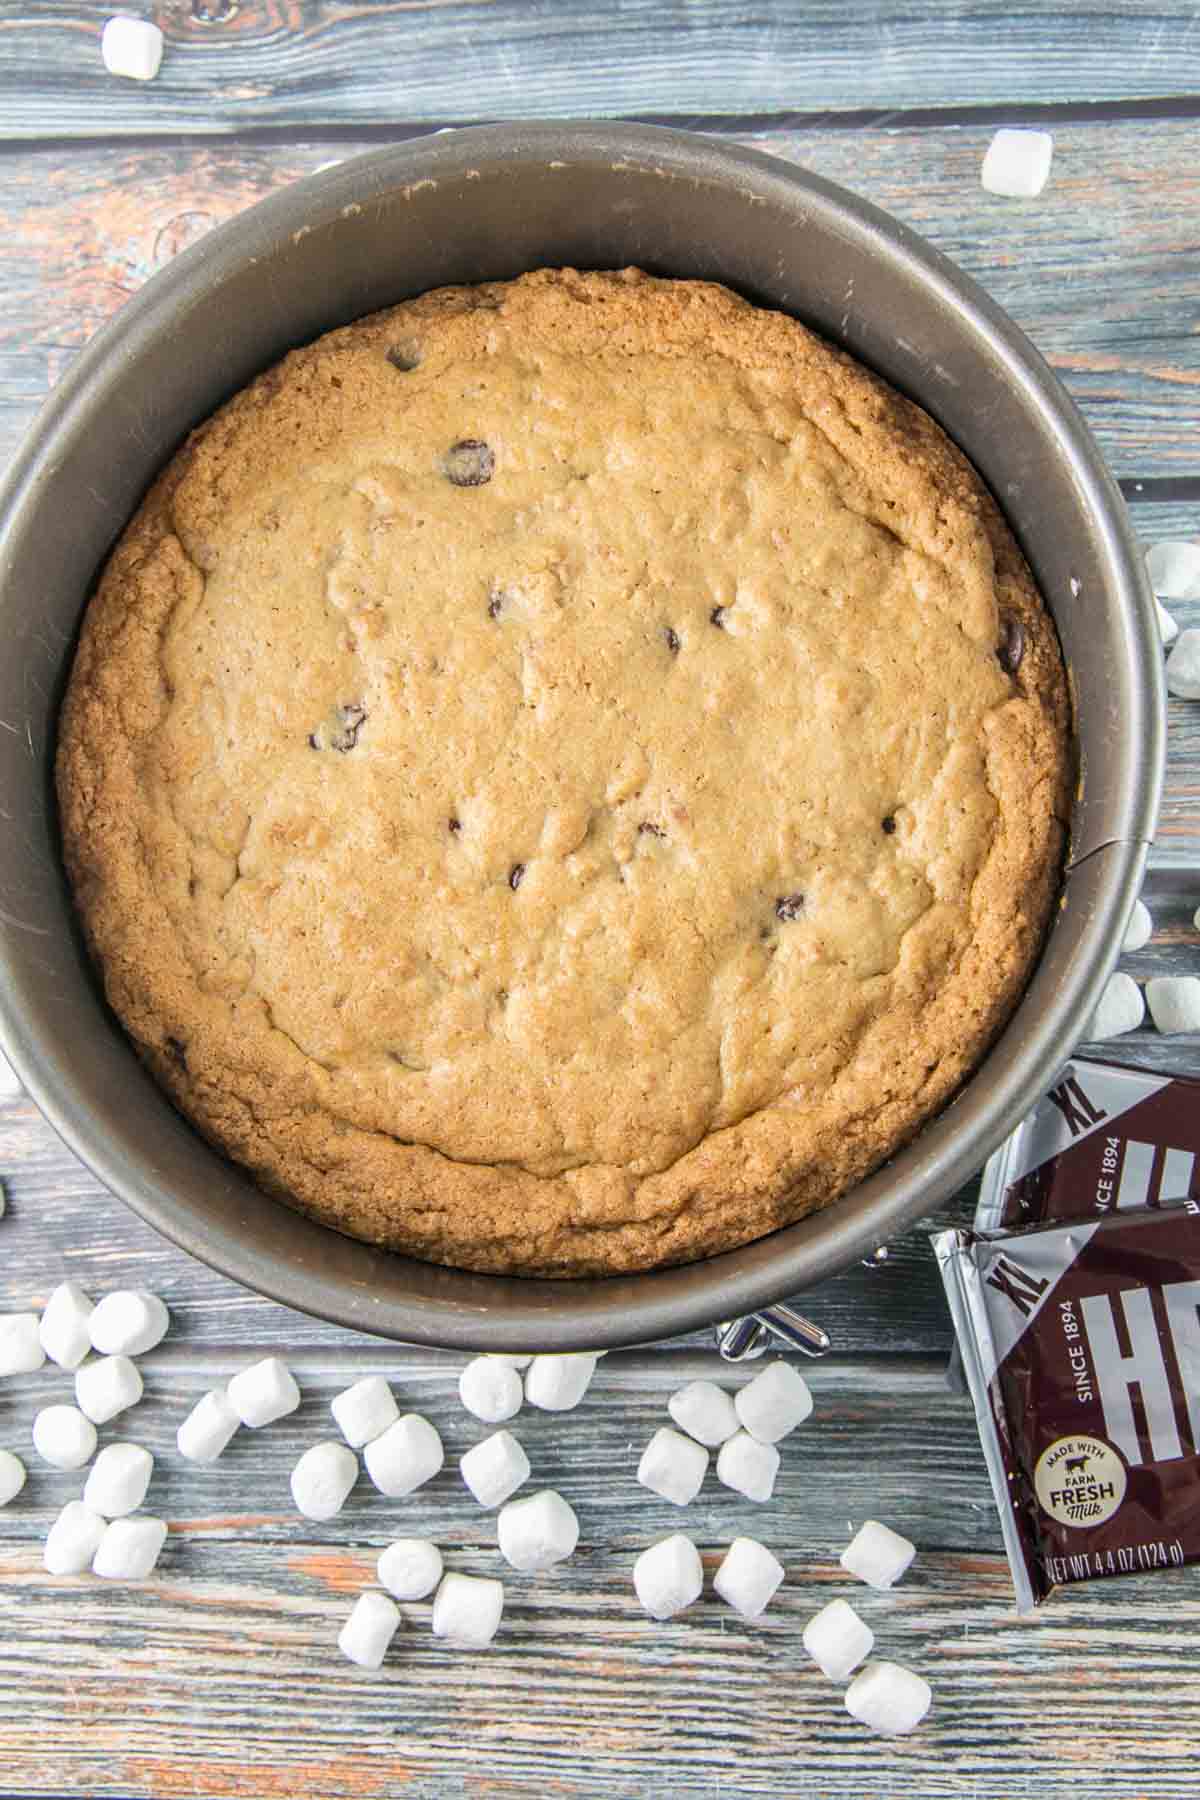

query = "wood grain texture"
[
  {"left": 2, "top": 1357, "right": 1200, "bottom": 1798},
  {"left": 2, "top": 121, "right": 1199, "bottom": 479},
  {"left": 3, "top": 1, "right": 1200, "bottom": 138}
]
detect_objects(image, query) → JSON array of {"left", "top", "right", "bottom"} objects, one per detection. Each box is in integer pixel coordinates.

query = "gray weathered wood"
[
  {"left": 3, "top": 1, "right": 1200, "bottom": 138},
  {"left": 0, "top": 1356, "right": 1198, "bottom": 1798},
  {"left": 3, "top": 120, "right": 1199, "bottom": 480}
]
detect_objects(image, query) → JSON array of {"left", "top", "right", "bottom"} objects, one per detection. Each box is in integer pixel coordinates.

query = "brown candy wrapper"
[
  {"left": 935, "top": 1205, "right": 1200, "bottom": 1609},
  {"left": 974, "top": 1055, "right": 1200, "bottom": 1233}
]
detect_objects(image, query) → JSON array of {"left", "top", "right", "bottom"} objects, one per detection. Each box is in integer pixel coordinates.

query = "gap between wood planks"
[{"left": 6, "top": 90, "right": 1200, "bottom": 154}]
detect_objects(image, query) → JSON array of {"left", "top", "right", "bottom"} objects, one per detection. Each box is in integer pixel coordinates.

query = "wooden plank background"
[{"left": 1, "top": 3, "right": 1199, "bottom": 1796}]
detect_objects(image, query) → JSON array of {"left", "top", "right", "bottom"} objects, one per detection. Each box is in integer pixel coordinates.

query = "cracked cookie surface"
[{"left": 56, "top": 268, "right": 1070, "bottom": 1275}]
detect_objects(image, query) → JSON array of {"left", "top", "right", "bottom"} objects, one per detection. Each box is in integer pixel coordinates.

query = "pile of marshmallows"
[
  {"left": 0, "top": 1286, "right": 171, "bottom": 1579},
  {"left": 1, "top": 1291, "right": 930, "bottom": 1738}
]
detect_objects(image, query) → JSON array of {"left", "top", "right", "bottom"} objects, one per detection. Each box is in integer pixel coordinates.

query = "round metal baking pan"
[{"left": 0, "top": 124, "right": 1164, "bottom": 1349}]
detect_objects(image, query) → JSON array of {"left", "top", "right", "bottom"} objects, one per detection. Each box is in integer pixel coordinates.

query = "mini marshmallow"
[
  {"left": 0, "top": 1448, "right": 26, "bottom": 1506},
  {"left": 637, "top": 1427, "right": 708, "bottom": 1506},
  {"left": 713, "top": 1536, "right": 785, "bottom": 1620},
  {"left": 980, "top": 128, "right": 1053, "bottom": 198},
  {"left": 1085, "top": 970, "right": 1145, "bottom": 1040},
  {"left": 460, "top": 1429, "right": 530, "bottom": 1508},
  {"left": 668, "top": 1379, "right": 739, "bottom": 1447},
  {"left": 497, "top": 1489, "right": 579, "bottom": 1573},
  {"left": 32, "top": 1404, "right": 97, "bottom": 1471},
  {"left": 39, "top": 1282, "right": 94, "bottom": 1370},
  {"left": 734, "top": 1360, "right": 813, "bottom": 1443},
  {"left": 844, "top": 1661, "right": 933, "bottom": 1737},
  {"left": 633, "top": 1533, "right": 704, "bottom": 1620},
  {"left": 432, "top": 1572, "right": 504, "bottom": 1648},
  {"left": 83, "top": 1442, "right": 153, "bottom": 1518},
  {"left": 802, "top": 1597, "right": 875, "bottom": 1680},
  {"left": 44, "top": 1501, "right": 106, "bottom": 1575},
  {"left": 291, "top": 1441, "right": 358, "bottom": 1521},
  {"left": 378, "top": 1537, "right": 443, "bottom": 1600},
  {"left": 487, "top": 1354, "right": 532, "bottom": 1368},
  {"left": 459, "top": 1356, "right": 523, "bottom": 1424},
  {"left": 524, "top": 1353, "right": 597, "bottom": 1412},
  {"left": 1122, "top": 898, "right": 1153, "bottom": 953},
  {"left": 338, "top": 1591, "right": 400, "bottom": 1668},
  {"left": 1146, "top": 975, "right": 1200, "bottom": 1035},
  {"left": 841, "top": 1519, "right": 917, "bottom": 1589},
  {"left": 0, "top": 1312, "right": 45, "bottom": 1376},
  {"left": 92, "top": 1515, "right": 168, "bottom": 1580},
  {"left": 1166, "top": 628, "right": 1200, "bottom": 699},
  {"left": 88, "top": 1289, "right": 170, "bottom": 1358},
  {"left": 1156, "top": 597, "right": 1180, "bottom": 647},
  {"left": 227, "top": 1356, "right": 300, "bottom": 1428},
  {"left": 1147, "top": 539, "right": 1200, "bottom": 601},
  {"left": 75, "top": 1354, "right": 142, "bottom": 1424},
  {"left": 364, "top": 1413, "right": 444, "bottom": 1498},
  {"left": 716, "top": 1431, "right": 780, "bottom": 1503},
  {"left": 100, "top": 15, "right": 164, "bottom": 82},
  {"left": 330, "top": 1375, "right": 398, "bottom": 1449},
  {"left": 177, "top": 1389, "right": 240, "bottom": 1464}
]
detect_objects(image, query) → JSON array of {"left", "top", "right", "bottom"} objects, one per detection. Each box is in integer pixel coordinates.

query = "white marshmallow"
[
  {"left": 0, "top": 1448, "right": 26, "bottom": 1506},
  {"left": 841, "top": 1519, "right": 917, "bottom": 1589},
  {"left": 713, "top": 1536, "right": 785, "bottom": 1620},
  {"left": 1166, "top": 628, "right": 1200, "bottom": 698},
  {"left": 227, "top": 1356, "right": 300, "bottom": 1428},
  {"left": 330, "top": 1375, "right": 398, "bottom": 1449},
  {"left": 716, "top": 1431, "right": 780, "bottom": 1503},
  {"left": 364, "top": 1413, "right": 444, "bottom": 1498},
  {"left": 177, "top": 1389, "right": 240, "bottom": 1463},
  {"left": 735, "top": 1360, "right": 813, "bottom": 1442},
  {"left": 802, "top": 1597, "right": 875, "bottom": 1679},
  {"left": 487, "top": 1354, "right": 532, "bottom": 1368},
  {"left": 291, "top": 1441, "right": 358, "bottom": 1521},
  {"left": 1085, "top": 970, "right": 1145, "bottom": 1040},
  {"left": 637, "top": 1427, "right": 708, "bottom": 1506},
  {"left": 1122, "top": 898, "right": 1153, "bottom": 953},
  {"left": 32, "top": 1404, "right": 97, "bottom": 1471},
  {"left": 83, "top": 1442, "right": 153, "bottom": 1518},
  {"left": 980, "top": 128, "right": 1053, "bottom": 198},
  {"left": 497, "top": 1489, "right": 579, "bottom": 1573},
  {"left": 524, "top": 1353, "right": 597, "bottom": 1412},
  {"left": 460, "top": 1429, "right": 530, "bottom": 1508},
  {"left": 633, "top": 1533, "right": 704, "bottom": 1620},
  {"left": 39, "top": 1282, "right": 95, "bottom": 1369},
  {"left": 844, "top": 1661, "right": 933, "bottom": 1736},
  {"left": 1156, "top": 597, "right": 1180, "bottom": 647},
  {"left": 378, "top": 1537, "right": 443, "bottom": 1600},
  {"left": 338, "top": 1591, "right": 400, "bottom": 1668},
  {"left": 88, "top": 1289, "right": 170, "bottom": 1358},
  {"left": 432, "top": 1572, "right": 504, "bottom": 1647},
  {"left": 1147, "top": 539, "right": 1200, "bottom": 601},
  {"left": 668, "top": 1379, "right": 739, "bottom": 1447},
  {"left": 459, "top": 1356, "right": 522, "bottom": 1424},
  {"left": 44, "top": 1501, "right": 107, "bottom": 1575},
  {"left": 75, "top": 1354, "right": 143, "bottom": 1424},
  {"left": 100, "top": 15, "right": 164, "bottom": 81},
  {"left": 92, "top": 1515, "right": 168, "bottom": 1580},
  {"left": 0, "top": 1312, "right": 45, "bottom": 1376},
  {"left": 1146, "top": 975, "right": 1200, "bottom": 1035}
]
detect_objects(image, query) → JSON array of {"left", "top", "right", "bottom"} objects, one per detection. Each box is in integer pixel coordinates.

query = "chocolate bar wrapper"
[
  {"left": 974, "top": 1056, "right": 1200, "bottom": 1234},
  {"left": 935, "top": 1204, "right": 1200, "bottom": 1610}
]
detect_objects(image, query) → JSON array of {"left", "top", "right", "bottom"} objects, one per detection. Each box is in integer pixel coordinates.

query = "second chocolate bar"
[{"left": 975, "top": 1056, "right": 1200, "bottom": 1234}]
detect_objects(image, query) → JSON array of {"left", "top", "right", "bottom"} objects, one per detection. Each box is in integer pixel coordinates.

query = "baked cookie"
[{"left": 57, "top": 269, "right": 1071, "bottom": 1274}]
